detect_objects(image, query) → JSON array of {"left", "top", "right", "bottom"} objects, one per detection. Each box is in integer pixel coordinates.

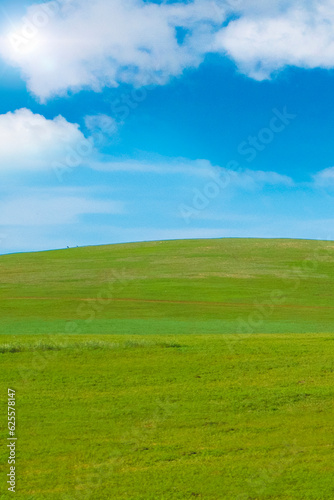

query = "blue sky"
[{"left": 0, "top": 0, "right": 334, "bottom": 254}]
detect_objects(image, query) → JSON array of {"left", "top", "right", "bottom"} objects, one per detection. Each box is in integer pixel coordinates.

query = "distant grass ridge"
[{"left": 1, "top": 238, "right": 333, "bottom": 335}]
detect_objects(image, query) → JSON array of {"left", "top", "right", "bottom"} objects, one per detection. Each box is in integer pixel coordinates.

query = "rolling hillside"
[
  {"left": 1, "top": 238, "right": 333, "bottom": 335},
  {"left": 1, "top": 238, "right": 334, "bottom": 499}
]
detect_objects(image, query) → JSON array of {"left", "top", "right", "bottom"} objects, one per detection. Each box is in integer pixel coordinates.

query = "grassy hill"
[
  {"left": 1, "top": 238, "right": 334, "bottom": 335},
  {"left": 1, "top": 238, "right": 334, "bottom": 499}
]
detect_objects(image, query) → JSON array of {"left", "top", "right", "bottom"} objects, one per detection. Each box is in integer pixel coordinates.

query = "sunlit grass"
[{"left": 1, "top": 333, "right": 334, "bottom": 499}]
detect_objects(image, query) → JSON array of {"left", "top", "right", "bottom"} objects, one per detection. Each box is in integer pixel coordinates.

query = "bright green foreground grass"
[
  {"left": 1, "top": 334, "right": 334, "bottom": 499},
  {"left": 0, "top": 238, "right": 334, "bottom": 335}
]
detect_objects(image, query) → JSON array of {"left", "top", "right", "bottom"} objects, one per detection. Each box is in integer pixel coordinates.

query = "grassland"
[
  {"left": 1, "top": 238, "right": 334, "bottom": 499},
  {"left": 1, "top": 238, "right": 334, "bottom": 336}
]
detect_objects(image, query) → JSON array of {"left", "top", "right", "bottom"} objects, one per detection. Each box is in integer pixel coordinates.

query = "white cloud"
[
  {"left": 0, "top": 108, "right": 294, "bottom": 186},
  {"left": 84, "top": 114, "right": 118, "bottom": 136},
  {"left": 90, "top": 157, "right": 216, "bottom": 176},
  {"left": 90, "top": 156, "right": 293, "bottom": 188},
  {"left": 214, "top": 0, "right": 334, "bottom": 80},
  {"left": 0, "top": 108, "right": 93, "bottom": 171},
  {"left": 1, "top": 0, "right": 334, "bottom": 97},
  {"left": 1, "top": 0, "right": 224, "bottom": 101},
  {"left": 239, "top": 169, "right": 293, "bottom": 188},
  {"left": 223, "top": 0, "right": 299, "bottom": 16}
]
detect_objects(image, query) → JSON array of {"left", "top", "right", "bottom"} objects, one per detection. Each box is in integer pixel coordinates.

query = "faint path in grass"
[{"left": 2, "top": 296, "right": 334, "bottom": 310}]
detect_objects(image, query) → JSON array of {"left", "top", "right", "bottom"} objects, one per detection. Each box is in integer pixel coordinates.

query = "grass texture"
[
  {"left": 0, "top": 238, "right": 334, "bottom": 335},
  {"left": 0, "top": 238, "right": 334, "bottom": 498},
  {"left": 1, "top": 334, "right": 334, "bottom": 499}
]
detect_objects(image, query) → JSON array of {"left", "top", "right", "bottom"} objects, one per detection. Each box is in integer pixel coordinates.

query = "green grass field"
[{"left": 1, "top": 238, "right": 334, "bottom": 499}]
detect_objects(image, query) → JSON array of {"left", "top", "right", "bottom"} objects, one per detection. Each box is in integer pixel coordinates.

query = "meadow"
[{"left": 1, "top": 238, "right": 334, "bottom": 499}]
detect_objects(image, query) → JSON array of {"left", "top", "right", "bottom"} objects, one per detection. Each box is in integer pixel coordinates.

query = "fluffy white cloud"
[
  {"left": 0, "top": 108, "right": 93, "bottom": 171},
  {"left": 0, "top": 108, "right": 293, "bottom": 185},
  {"left": 1, "top": 0, "right": 224, "bottom": 101},
  {"left": 214, "top": 0, "right": 334, "bottom": 80},
  {"left": 1, "top": 0, "right": 334, "bottom": 99},
  {"left": 0, "top": 104, "right": 301, "bottom": 194},
  {"left": 2, "top": 0, "right": 334, "bottom": 97}
]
